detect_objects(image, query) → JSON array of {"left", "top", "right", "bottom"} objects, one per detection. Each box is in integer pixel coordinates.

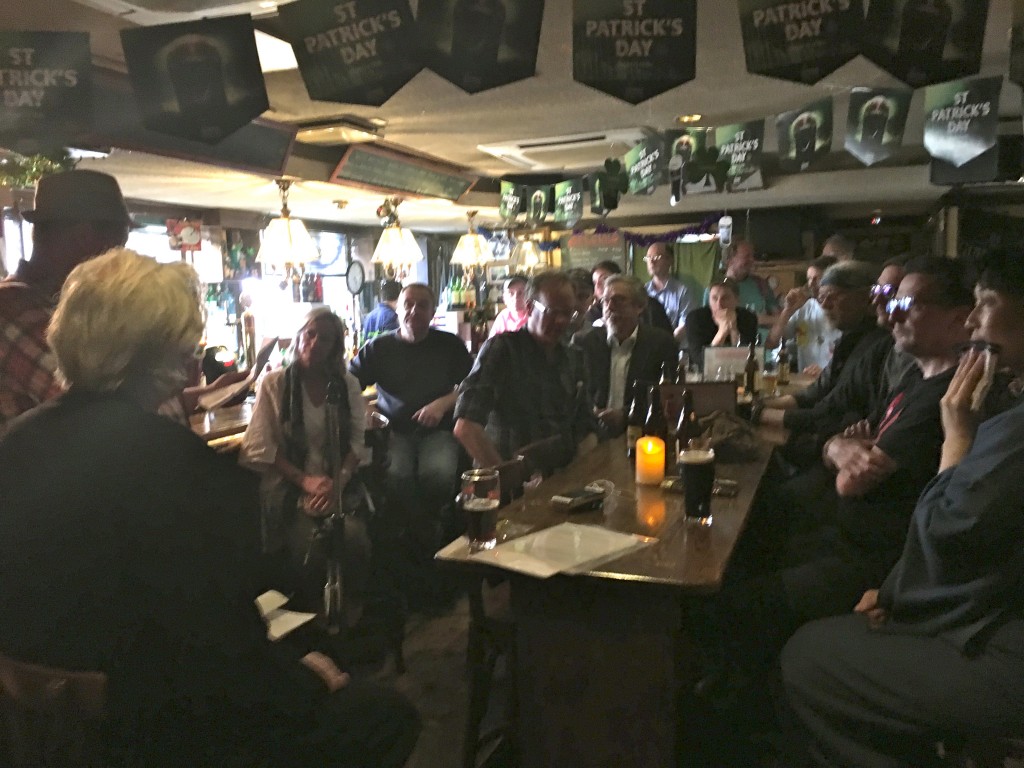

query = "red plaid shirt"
[{"left": 0, "top": 279, "right": 62, "bottom": 433}]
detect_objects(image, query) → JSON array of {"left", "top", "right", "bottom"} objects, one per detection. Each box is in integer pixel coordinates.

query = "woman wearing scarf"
[{"left": 241, "top": 307, "right": 368, "bottom": 612}]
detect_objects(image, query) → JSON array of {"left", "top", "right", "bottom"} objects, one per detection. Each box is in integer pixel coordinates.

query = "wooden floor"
[{"left": 372, "top": 597, "right": 473, "bottom": 768}]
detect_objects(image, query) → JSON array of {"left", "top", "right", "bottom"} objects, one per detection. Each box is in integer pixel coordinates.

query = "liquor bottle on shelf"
[
  {"left": 625, "top": 381, "right": 647, "bottom": 462},
  {"left": 677, "top": 350, "right": 690, "bottom": 383},
  {"left": 744, "top": 340, "right": 759, "bottom": 396},
  {"left": 643, "top": 384, "right": 668, "bottom": 443}
]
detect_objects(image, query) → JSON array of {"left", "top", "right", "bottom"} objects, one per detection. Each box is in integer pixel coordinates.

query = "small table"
[
  {"left": 437, "top": 435, "right": 776, "bottom": 768},
  {"left": 189, "top": 403, "right": 252, "bottom": 452}
]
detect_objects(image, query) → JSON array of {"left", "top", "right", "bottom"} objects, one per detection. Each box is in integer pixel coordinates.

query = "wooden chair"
[{"left": 0, "top": 653, "right": 107, "bottom": 768}]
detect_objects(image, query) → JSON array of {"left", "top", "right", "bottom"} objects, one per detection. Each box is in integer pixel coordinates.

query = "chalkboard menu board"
[
  {"left": 331, "top": 144, "right": 474, "bottom": 200},
  {"left": 560, "top": 231, "right": 625, "bottom": 271}
]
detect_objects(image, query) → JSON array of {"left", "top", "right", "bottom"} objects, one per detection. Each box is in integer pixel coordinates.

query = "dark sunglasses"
[
  {"left": 886, "top": 295, "right": 934, "bottom": 317},
  {"left": 870, "top": 283, "right": 898, "bottom": 301}
]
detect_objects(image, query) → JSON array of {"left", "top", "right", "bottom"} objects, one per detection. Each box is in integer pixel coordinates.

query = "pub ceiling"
[{"left": 2, "top": 0, "right": 1021, "bottom": 232}]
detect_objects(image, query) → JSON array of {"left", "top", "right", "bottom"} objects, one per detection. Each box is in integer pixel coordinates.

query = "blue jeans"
[{"left": 385, "top": 429, "right": 462, "bottom": 554}]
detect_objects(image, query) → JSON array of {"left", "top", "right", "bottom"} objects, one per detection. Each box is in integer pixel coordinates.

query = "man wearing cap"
[
  {"left": 0, "top": 170, "right": 132, "bottom": 434},
  {"left": 758, "top": 261, "right": 894, "bottom": 442}
]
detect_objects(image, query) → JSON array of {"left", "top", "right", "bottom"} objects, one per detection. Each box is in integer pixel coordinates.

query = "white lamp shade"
[
  {"left": 451, "top": 233, "right": 494, "bottom": 266},
  {"left": 256, "top": 215, "right": 320, "bottom": 265},
  {"left": 372, "top": 226, "right": 423, "bottom": 266}
]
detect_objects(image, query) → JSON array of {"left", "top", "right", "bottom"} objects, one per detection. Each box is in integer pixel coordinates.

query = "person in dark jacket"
[
  {"left": 573, "top": 275, "right": 678, "bottom": 436},
  {"left": 684, "top": 278, "right": 759, "bottom": 371},
  {"left": 0, "top": 248, "right": 419, "bottom": 768},
  {"left": 781, "top": 248, "right": 1024, "bottom": 768}
]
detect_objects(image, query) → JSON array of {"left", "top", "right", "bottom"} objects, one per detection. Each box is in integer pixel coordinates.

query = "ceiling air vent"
[{"left": 478, "top": 127, "right": 656, "bottom": 172}]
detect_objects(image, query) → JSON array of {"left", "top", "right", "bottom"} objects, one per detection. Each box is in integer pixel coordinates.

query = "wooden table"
[
  {"left": 437, "top": 435, "right": 777, "bottom": 768},
  {"left": 189, "top": 403, "right": 252, "bottom": 451}
]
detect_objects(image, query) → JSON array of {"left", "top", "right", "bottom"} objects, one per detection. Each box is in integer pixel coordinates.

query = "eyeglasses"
[
  {"left": 885, "top": 295, "right": 929, "bottom": 317},
  {"left": 870, "top": 283, "right": 898, "bottom": 302},
  {"left": 533, "top": 299, "right": 579, "bottom": 324},
  {"left": 600, "top": 294, "right": 633, "bottom": 307}
]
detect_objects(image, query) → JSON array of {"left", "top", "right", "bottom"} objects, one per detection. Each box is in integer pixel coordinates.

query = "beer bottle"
[
  {"left": 677, "top": 350, "right": 690, "bottom": 383},
  {"left": 625, "top": 381, "right": 647, "bottom": 461},
  {"left": 744, "top": 340, "right": 759, "bottom": 396},
  {"left": 643, "top": 384, "right": 668, "bottom": 443},
  {"left": 777, "top": 341, "right": 791, "bottom": 386},
  {"left": 659, "top": 361, "right": 676, "bottom": 386},
  {"left": 676, "top": 388, "right": 700, "bottom": 455}
]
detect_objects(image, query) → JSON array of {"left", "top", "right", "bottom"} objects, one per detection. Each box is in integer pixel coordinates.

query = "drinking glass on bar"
[
  {"left": 679, "top": 446, "right": 715, "bottom": 526},
  {"left": 461, "top": 468, "right": 501, "bottom": 553}
]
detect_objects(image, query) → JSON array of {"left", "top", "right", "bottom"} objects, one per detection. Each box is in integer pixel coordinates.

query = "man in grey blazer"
[{"left": 573, "top": 275, "right": 678, "bottom": 436}]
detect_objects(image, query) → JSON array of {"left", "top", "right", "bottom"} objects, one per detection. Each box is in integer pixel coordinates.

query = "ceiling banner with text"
[
  {"left": 776, "top": 97, "right": 833, "bottom": 172},
  {"left": 277, "top": 0, "right": 421, "bottom": 106},
  {"left": 664, "top": 128, "right": 727, "bottom": 200},
  {"left": 121, "top": 15, "right": 269, "bottom": 144},
  {"left": 554, "top": 178, "right": 584, "bottom": 226},
  {"left": 624, "top": 135, "right": 664, "bottom": 195},
  {"left": 862, "top": 0, "right": 989, "bottom": 88},
  {"left": 499, "top": 180, "right": 525, "bottom": 223},
  {"left": 923, "top": 75, "right": 1001, "bottom": 167},
  {"left": 0, "top": 32, "right": 92, "bottom": 146},
  {"left": 844, "top": 87, "right": 911, "bottom": 166},
  {"left": 737, "top": 0, "right": 863, "bottom": 84},
  {"left": 573, "top": 0, "right": 696, "bottom": 104},
  {"left": 418, "top": 0, "right": 544, "bottom": 94},
  {"left": 715, "top": 119, "right": 765, "bottom": 191}
]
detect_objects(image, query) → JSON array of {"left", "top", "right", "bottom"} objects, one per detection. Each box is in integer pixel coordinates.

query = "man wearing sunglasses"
[
  {"left": 782, "top": 249, "right": 1024, "bottom": 768},
  {"left": 455, "top": 270, "right": 598, "bottom": 469},
  {"left": 759, "top": 261, "right": 893, "bottom": 450},
  {"left": 689, "top": 259, "right": 976, "bottom": 766}
]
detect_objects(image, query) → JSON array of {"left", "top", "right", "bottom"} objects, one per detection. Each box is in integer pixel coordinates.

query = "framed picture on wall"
[{"left": 486, "top": 262, "right": 510, "bottom": 284}]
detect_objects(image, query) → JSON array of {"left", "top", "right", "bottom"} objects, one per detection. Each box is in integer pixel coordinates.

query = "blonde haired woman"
[{"left": 0, "top": 249, "right": 419, "bottom": 767}]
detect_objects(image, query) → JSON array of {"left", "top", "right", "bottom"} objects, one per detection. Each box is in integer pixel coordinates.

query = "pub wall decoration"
[
  {"left": 862, "top": 0, "right": 990, "bottom": 88},
  {"left": 573, "top": 0, "right": 697, "bottom": 103},
  {"left": 737, "top": 0, "right": 863, "bottom": 84},
  {"left": 417, "top": 0, "right": 544, "bottom": 93},
  {"left": 0, "top": 32, "right": 92, "bottom": 149},
  {"left": 923, "top": 74, "right": 1001, "bottom": 167},
  {"left": 664, "top": 128, "right": 729, "bottom": 200},
  {"left": 277, "top": 0, "right": 421, "bottom": 105},
  {"left": 776, "top": 97, "right": 833, "bottom": 172},
  {"left": 120, "top": 15, "right": 269, "bottom": 144},
  {"left": 844, "top": 87, "right": 912, "bottom": 166}
]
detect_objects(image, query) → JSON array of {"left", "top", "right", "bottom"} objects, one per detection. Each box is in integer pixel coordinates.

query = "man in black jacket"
[
  {"left": 759, "top": 261, "right": 893, "bottom": 441},
  {"left": 573, "top": 275, "right": 678, "bottom": 436}
]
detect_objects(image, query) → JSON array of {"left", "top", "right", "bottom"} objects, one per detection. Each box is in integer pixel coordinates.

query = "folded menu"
[
  {"left": 454, "top": 523, "right": 652, "bottom": 579},
  {"left": 255, "top": 590, "right": 317, "bottom": 641}
]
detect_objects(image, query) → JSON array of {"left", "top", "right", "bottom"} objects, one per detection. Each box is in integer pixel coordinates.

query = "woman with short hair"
[{"left": 0, "top": 248, "right": 419, "bottom": 767}]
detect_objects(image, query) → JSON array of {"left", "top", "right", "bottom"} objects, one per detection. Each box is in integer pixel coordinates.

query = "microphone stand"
[{"left": 321, "top": 379, "right": 347, "bottom": 635}]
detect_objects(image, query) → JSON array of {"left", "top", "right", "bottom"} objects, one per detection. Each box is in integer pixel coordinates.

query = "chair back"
[{"left": 0, "top": 653, "right": 107, "bottom": 768}]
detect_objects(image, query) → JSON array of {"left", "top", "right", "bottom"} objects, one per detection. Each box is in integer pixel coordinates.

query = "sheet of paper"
[
  {"left": 466, "top": 523, "right": 652, "bottom": 579},
  {"left": 255, "top": 590, "right": 317, "bottom": 641},
  {"left": 197, "top": 372, "right": 254, "bottom": 411}
]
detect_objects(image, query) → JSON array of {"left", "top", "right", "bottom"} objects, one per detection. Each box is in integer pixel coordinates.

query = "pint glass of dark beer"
[
  {"left": 461, "top": 469, "right": 501, "bottom": 552},
  {"left": 679, "top": 448, "right": 715, "bottom": 525}
]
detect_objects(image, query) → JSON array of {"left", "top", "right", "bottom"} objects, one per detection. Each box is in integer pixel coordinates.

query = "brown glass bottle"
[
  {"left": 777, "top": 341, "right": 791, "bottom": 386},
  {"left": 625, "top": 381, "right": 648, "bottom": 461},
  {"left": 744, "top": 341, "right": 759, "bottom": 396},
  {"left": 676, "top": 388, "right": 701, "bottom": 456},
  {"left": 643, "top": 384, "right": 668, "bottom": 443}
]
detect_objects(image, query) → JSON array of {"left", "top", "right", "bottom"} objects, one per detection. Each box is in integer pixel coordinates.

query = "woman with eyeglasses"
[{"left": 0, "top": 249, "right": 420, "bottom": 767}]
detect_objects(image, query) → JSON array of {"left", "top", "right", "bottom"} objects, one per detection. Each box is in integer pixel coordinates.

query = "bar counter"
[{"left": 190, "top": 402, "right": 252, "bottom": 452}]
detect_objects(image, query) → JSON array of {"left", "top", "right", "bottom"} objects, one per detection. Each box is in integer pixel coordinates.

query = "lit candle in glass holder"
[{"left": 635, "top": 436, "right": 666, "bottom": 485}]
